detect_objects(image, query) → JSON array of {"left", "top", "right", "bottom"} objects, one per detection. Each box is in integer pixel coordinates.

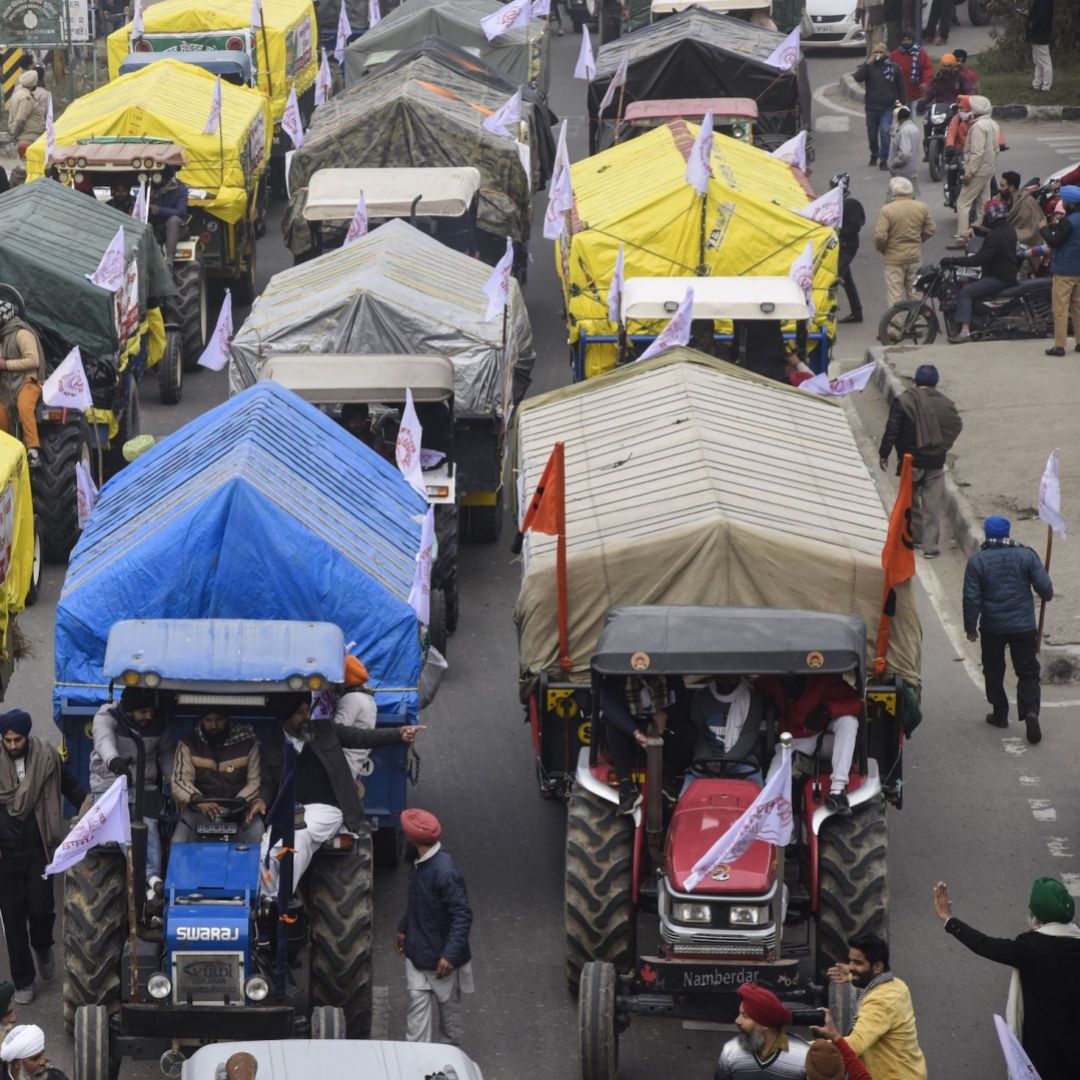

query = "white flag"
[
  {"left": 685, "top": 110, "right": 714, "bottom": 196},
  {"left": 607, "top": 243, "right": 624, "bottom": 324},
  {"left": 75, "top": 460, "right": 98, "bottom": 529},
  {"left": 44, "top": 775, "right": 131, "bottom": 877},
  {"left": 574, "top": 27, "right": 595, "bottom": 81},
  {"left": 638, "top": 286, "right": 693, "bottom": 363},
  {"left": 396, "top": 388, "right": 427, "bottom": 498},
  {"left": 203, "top": 75, "right": 222, "bottom": 136},
  {"left": 772, "top": 130, "right": 807, "bottom": 171},
  {"left": 597, "top": 53, "right": 628, "bottom": 116},
  {"left": 482, "top": 88, "right": 522, "bottom": 139},
  {"left": 334, "top": 0, "right": 352, "bottom": 65},
  {"left": 42, "top": 347, "right": 94, "bottom": 412},
  {"left": 1038, "top": 449, "right": 1066, "bottom": 536},
  {"left": 251, "top": 0, "right": 262, "bottom": 28},
  {"left": 530, "top": 0, "right": 550, "bottom": 15},
  {"left": 197, "top": 290, "right": 233, "bottom": 371},
  {"left": 765, "top": 26, "right": 800, "bottom": 71},
  {"left": 131, "top": 181, "right": 149, "bottom": 223},
  {"left": 481, "top": 0, "right": 530, "bottom": 40},
  {"left": 552, "top": 118, "right": 569, "bottom": 176},
  {"left": 369, "top": 0, "right": 381, "bottom": 26},
  {"left": 85, "top": 226, "right": 127, "bottom": 293},
  {"left": 315, "top": 48, "right": 333, "bottom": 105},
  {"left": 408, "top": 507, "right": 436, "bottom": 626},
  {"left": 800, "top": 361, "right": 875, "bottom": 398},
  {"left": 132, "top": 0, "right": 144, "bottom": 35},
  {"left": 684, "top": 749, "right": 793, "bottom": 892},
  {"left": 45, "top": 92, "right": 55, "bottom": 167},
  {"left": 789, "top": 241, "right": 816, "bottom": 319},
  {"left": 343, "top": 191, "right": 368, "bottom": 245},
  {"left": 797, "top": 184, "right": 844, "bottom": 228},
  {"left": 543, "top": 157, "right": 574, "bottom": 239},
  {"left": 482, "top": 238, "right": 514, "bottom": 320},
  {"left": 282, "top": 87, "right": 304, "bottom": 149},
  {"left": 993, "top": 1015, "right": 1041, "bottom": 1080}
]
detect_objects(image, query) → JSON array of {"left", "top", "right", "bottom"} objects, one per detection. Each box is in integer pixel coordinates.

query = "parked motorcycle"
[
  {"left": 878, "top": 254, "right": 1053, "bottom": 346},
  {"left": 943, "top": 147, "right": 962, "bottom": 209},
  {"left": 924, "top": 102, "right": 951, "bottom": 183}
]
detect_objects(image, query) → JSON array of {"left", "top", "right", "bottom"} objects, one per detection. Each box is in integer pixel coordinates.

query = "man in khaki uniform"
[
  {"left": 0, "top": 302, "right": 44, "bottom": 467},
  {"left": 874, "top": 177, "right": 936, "bottom": 308},
  {"left": 7, "top": 71, "right": 48, "bottom": 185}
]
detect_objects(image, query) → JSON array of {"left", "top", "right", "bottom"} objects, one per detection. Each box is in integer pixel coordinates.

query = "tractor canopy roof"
[
  {"left": 259, "top": 354, "right": 456, "bottom": 405},
  {"left": 55, "top": 138, "right": 187, "bottom": 170},
  {"left": 621, "top": 276, "right": 811, "bottom": 323},
  {"left": 117, "top": 51, "right": 255, "bottom": 82},
  {"left": 623, "top": 97, "right": 759, "bottom": 123},
  {"left": 303, "top": 166, "right": 481, "bottom": 222},
  {"left": 592, "top": 606, "right": 866, "bottom": 681}
]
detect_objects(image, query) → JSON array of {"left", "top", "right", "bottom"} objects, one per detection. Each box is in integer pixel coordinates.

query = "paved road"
[{"left": 6, "top": 24, "right": 1080, "bottom": 1080}]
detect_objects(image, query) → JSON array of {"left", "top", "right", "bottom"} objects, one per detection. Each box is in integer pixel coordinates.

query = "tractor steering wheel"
[
  {"left": 190, "top": 796, "right": 249, "bottom": 821},
  {"left": 688, "top": 755, "right": 761, "bottom": 779}
]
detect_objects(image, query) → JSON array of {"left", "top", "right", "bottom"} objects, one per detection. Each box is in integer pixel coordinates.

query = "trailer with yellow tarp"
[
  {"left": 26, "top": 60, "right": 271, "bottom": 302},
  {"left": 555, "top": 119, "right": 838, "bottom": 380},
  {"left": 0, "top": 428, "right": 37, "bottom": 698},
  {"left": 106, "top": 0, "right": 317, "bottom": 194}
]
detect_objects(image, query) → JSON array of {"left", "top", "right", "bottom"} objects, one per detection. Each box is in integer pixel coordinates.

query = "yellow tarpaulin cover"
[
  {"left": 558, "top": 120, "right": 838, "bottom": 378},
  {"left": 106, "top": 0, "right": 318, "bottom": 124},
  {"left": 25, "top": 60, "right": 271, "bottom": 225},
  {"left": 0, "top": 432, "right": 34, "bottom": 656}
]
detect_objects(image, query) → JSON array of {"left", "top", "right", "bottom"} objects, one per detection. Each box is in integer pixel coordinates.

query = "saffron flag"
[
  {"left": 765, "top": 26, "right": 800, "bottom": 71},
  {"left": 685, "top": 110, "right": 714, "bottom": 196},
  {"left": 42, "top": 347, "right": 94, "bottom": 412},
  {"left": 408, "top": 507, "right": 436, "bottom": 625},
  {"left": 607, "top": 243, "right": 624, "bottom": 324},
  {"left": 800, "top": 361, "right": 875, "bottom": 398},
  {"left": 197, "top": 290, "right": 233, "bottom": 371},
  {"left": 334, "top": 0, "right": 352, "bottom": 64},
  {"left": 481, "top": 0, "right": 530, "bottom": 40},
  {"left": 44, "top": 775, "right": 131, "bottom": 877},
  {"left": 75, "top": 460, "right": 98, "bottom": 529},
  {"left": 512, "top": 440, "right": 565, "bottom": 553},
  {"left": 282, "top": 87, "right": 304, "bottom": 148},
  {"left": 482, "top": 238, "right": 515, "bottom": 320},
  {"left": 638, "top": 287, "right": 694, "bottom": 362},
  {"left": 789, "top": 241, "right": 816, "bottom": 319},
  {"left": 574, "top": 27, "right": 595, "bottom": 81},
  {"left": 203, "top": 75, "right": 222, "bottom": 135},
  {"left": 482, "top": 88, "right": 522, "bottom": 139},
  {"left": 684, "top": 749, "right": 793, "bottom": 892},
  {"left": 993, "top": 1015, "right": 1041, "bottom": 1080},
  {"left": 1038, "top": 449, "right": 1066, "bottom": 536},
  {"left": 343, "top": 191, "right": 368, "bottom": 245},
  {"left": 395, "top": 387, "right": 427, "bottom": 498},
  {"left": 772, "top": 130, "right": 807, "bottom": 171},
  {"left": 597, "top": 52, "right": 628, "bottom": 115},
  {"left": 875, "top": 453, "right": 915, "bottom": 672},
  {"left": 315, "top": 48, "right": 333, "bottom": 105},
  {"left": 369, "top": 0, "right": 381, "bottom": 27},
  {"left": 86, "top": 226, "right": 127, "bottom": 292},
  {"left": 797, "top": 184, "right": 844, "bottom": 228}
]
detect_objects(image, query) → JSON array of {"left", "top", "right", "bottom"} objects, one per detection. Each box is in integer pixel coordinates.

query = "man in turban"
[
  {"left": 714, "top": 982, "right": 808, "bottom": 1077},
  {"left": 332, "top": 655, "right": 378, "bottom": 783},
  {"left": 395, "top": 808, "right": 474, "bottom": 1046},
  {"left": 1, "top": 1023, "right": 68, "bottom": 1080},
  {"left": 933, "top": 877, "right": 1080, "bottom": 1080},
  {"left": 0, "top": 711, "right": 88, "bottom": 1005}
]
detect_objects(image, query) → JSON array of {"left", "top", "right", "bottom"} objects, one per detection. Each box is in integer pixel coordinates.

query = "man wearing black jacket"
[
  {"left": 834, "top": 172, "right": 866, "bottom": 324},
  {"left": 853, "top": 42, "right": 906, "bottom": 169},
  {"left": 1026, "top": 0, "right": 1054, "bottom": 92},
  {"left": 943, "top": 200, "right": 1018, "bottom": 342}
]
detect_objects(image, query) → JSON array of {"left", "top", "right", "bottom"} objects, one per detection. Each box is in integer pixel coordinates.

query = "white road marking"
[
  {"left": 1029, "top": 798, "right": 1057, "bottom": 821},
  {"left": 815, "top": 115, "right": 851, "bottom": 133},
  {"left": 1060, "top": 873, "right": 1080, "bottom": 898},
  {"left": 1002, "top": 737, "right": 1027, "bottom": 756},
  {"left": 1019, "top": 775, "right": 1041, "bottom": 786},
  {"left": 1037, "top": 135, "right": 1080, "bottom": 142},
  {"left": 1047, "top": 837, "right": 1073, "bottom": 858},
  {"left": 812, "top": 82, "right": 865, "bottom": 119}
]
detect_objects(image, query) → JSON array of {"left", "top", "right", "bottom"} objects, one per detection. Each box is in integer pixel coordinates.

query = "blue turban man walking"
[{"left": 963, "top": 516, "right": 1054, "bottom": 743}]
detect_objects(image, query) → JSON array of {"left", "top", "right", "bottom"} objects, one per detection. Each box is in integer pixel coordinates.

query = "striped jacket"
[
  {"left": 715, "top": 1032, "right": 810, "bottom": 1078},
  {"left": 173, "top": 723, "right": 262, "bottom": 807}
]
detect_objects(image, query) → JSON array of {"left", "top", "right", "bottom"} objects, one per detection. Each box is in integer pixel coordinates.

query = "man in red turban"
[{"left": 714, "top": 982, "right": 809, "bottom": 1077}]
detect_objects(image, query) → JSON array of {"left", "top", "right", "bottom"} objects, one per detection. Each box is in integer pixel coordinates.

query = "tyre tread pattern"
[
  {"left": 173, "top": 260, "right": 207, "bottom": 370},
  {"left": 578, "top": 961, "right": 618, "bottom": 1080},
  {"left": 34, "top": 420, "right": 87, "bottom": 563}
]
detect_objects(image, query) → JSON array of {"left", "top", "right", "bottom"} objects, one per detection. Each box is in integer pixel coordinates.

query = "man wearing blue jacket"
[
  {"left": 963, "top": 515, "right": 1054, "bottom": 744},
  {"left": 395, "top": 808, "right": 474, "bottom": 1045},
  {"left": 1040, "top": 185, "right": 1080, "bottom": 357}
]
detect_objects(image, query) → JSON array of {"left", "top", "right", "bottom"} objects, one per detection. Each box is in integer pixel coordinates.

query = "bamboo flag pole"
[{"left": 1036, "top": 524, "right": 1053, "bottom": 653}]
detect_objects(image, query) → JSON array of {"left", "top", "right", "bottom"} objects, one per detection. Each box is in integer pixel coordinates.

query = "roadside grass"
[{"left": 964, "top": 51, "right": 1080, "bottom": 107}]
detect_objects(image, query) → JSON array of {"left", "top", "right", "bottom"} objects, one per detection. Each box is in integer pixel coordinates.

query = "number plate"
[{"left": 636, "top": 956, "right": 802, "bottom": 994}]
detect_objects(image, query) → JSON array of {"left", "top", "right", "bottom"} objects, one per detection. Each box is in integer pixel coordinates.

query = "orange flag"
[{"left": 875, "top": 453, "right": 915, "bottom": 674}]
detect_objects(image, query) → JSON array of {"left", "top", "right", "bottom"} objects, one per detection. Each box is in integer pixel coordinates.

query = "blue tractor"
[{"left": 64, "top": 618, "right": 383, "bottom": 1080}]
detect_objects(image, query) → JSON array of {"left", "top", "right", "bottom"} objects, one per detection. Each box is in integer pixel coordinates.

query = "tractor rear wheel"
[
  {"left": 173, "top": 259, "right": 208, "bottom": 371},
  {"left": 310, "top": 1005, "right": 347, "bottom": 1039},
  {"left": 305, "top": 837, "right": 373, "bottom": 1038},
  {"left": 578, "top": 961, "right": 619, "bottom": 1080},
  {"left": 63, "top": 848, "right": 127, "bottom": 1033},
  {"left": 565, "top": 784, "right": 635, "bottom": 990},
  {"left": 816, "top": 795, "right": 889, "bottom": 982},
  {"left": 73, "top": 1004, "right": 116, "bottom": 1080},
  {"left": 33, "top": 417, "right": 90, "bottom": 563}
]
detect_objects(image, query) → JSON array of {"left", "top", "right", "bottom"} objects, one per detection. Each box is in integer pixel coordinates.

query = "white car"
[{"left": 803, "top": 0, "right": 930, "bottom": 49}]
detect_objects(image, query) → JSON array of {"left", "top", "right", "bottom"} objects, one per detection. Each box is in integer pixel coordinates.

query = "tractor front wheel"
[
  {"left": 173, "top": 259, "right": 208, "bottom": 371},
  {"left": 33, "top": 417, "right": 90, "bottom": 563},
  {"left": 310, "top": 1005, "right": 347, "bottom": 1039},
  {"left": 578, "top": 961, "right": 619, "bottom": 1080},
  {"left": 73, "top": 1004, "right": 116, "bottom": 1080}
]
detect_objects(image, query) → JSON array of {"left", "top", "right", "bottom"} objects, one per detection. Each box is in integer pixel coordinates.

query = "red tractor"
[{"left": 567, "top": 605, "right": 915, "bottom": 1080}]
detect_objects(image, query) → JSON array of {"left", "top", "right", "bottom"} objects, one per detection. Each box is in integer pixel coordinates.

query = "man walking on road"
[
  {"left": 819, "top": 933, "right": 928, "bottom": 1080},
  {"left": 887, "top": 106, "right": 921, "bottom": 197},
  {"left": 963, "top": 515, "right": 1053, "bottom": 743},
  {"left": 934, "top": 877, "right": 1080, "bottom": 1080},
  {"left": 890, "top": 29, "right": 931, "bottom": 106},
  {"left": 715, "top": 982, "right": 809, "bottom": 1077},
  {"left": 878, "top": 364, "right": 962, "bottom": 560},
  {"left": 395, "top": 809, "right": 474, "bottom": 1045},
  {"left": 835, "top": 172, "right": 866, "bottom": 324},
  {"left": 853, "top": 43, "right": 906, "bottom": 169},
  {"left": 874, "top": 178, "right": 935, "bottom": 307},
  {"left": 1026, "top": 0, "right": 1054, "bottom": 92},
  {"left": 948, "top": 95, "right": 1000, "bottom": 247}
]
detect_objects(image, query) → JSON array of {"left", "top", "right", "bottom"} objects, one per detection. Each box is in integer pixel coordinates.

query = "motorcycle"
[
  {"left": 878, "top": 251, "right": 1054, "bottom": 347},
  {"left": 924, "top": 101, "right": 951, "bottom": 183},
  {"left": 943, "top": 146, "right": 962, "bottom": 210}
]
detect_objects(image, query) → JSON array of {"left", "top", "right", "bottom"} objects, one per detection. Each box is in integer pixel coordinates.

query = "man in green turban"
[{"left": 932, "top": 878, "right": 1080, "bottom": 1080}]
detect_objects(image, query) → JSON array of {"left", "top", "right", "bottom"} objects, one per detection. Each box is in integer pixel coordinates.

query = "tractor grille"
[
  {"left": 171, "top": 952, "right": 244, "bottom": 1005},
  {"left": 661, "top": 924, "right": 777, "bottom": 957}
]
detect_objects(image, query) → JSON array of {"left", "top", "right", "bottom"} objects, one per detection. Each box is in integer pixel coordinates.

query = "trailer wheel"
[
  {"left": 565, "top": 784, "right": 635, "bottom": 990},
  {"left": 434, "top": 505, "right": 459, "bottom": 633},
  {"left": 966, "top": 0, "right": 990, "bottom": 25},
  {"left": 157, "top": 328, "right": 183, "bottom": 405},
  {"left": 174, "top": 259, "right": 208, "bottom": 371},
  {"left": 63, "top": 847, "right": 127, "bottom": 1033},
  {"left": 372, "top": 825, "right": 404, "bottom": 868},
  {"left": 578, "top": 961, "right": 619, "bottom": 1080},
  {"left": 816, "top": 795, "right": 889, "bottom": 982},
  {"left": 73, "top": 1004, "right": 116, "bottom": 1080},
  {"left": 234, "top": 235, "right": 258, "bottom": 306},
  {"left": 306, "top": 837, "right": 373, "bottom": 1038},
  {"left": 33, "top": 417, "right": 90, "bottom": 564},
  {"left": 310, "top": 1005, "right": 348, "bottom": 1040},
  {"left": 428, "top": 587, "right": 448, "bottom": 657},
  {"left": 464, "top": 490, "right": 503, "bottom": 544}
]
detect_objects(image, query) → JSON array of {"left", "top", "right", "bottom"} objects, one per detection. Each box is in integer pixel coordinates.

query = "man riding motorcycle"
[
  {"left": 943, "top": 200, "right": 1018, "bottom": 343},
  {"left": 917, "top": 55, "right": 973, "bottom": 113}
]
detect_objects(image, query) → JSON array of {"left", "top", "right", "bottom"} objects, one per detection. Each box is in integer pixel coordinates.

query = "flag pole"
[
  {"left": 1036, "top": 524, "right": 1053, "bottom": 653},
  {"left": 125, "top": 844, "right": 141, "bottom": 1002},
  {"left": 613, "top": 77, "right": 627, "bottom": 142},
  {"left": 554, "top": 441, "right": 571, "bottom": 672},
  {"left": 697, "top": 192, "right": 707, "bottom": 276},
  {"left": 257, "top": 7, "right": 273, "bottom": 104}
]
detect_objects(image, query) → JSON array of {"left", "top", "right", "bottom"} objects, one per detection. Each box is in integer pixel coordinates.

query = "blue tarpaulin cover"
[{"left": 54, "top": 380, "right": 426, "bottom": 722}]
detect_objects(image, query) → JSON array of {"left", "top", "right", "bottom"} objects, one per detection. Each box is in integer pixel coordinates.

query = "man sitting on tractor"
[
  {"left": 171, "top": 711, "right": 267, "bottom": 843},
  {"left": 149, "top": 176, "right": 189, "bottom": 269},
  {"left": 0, "top": 300, "right": 45, "bottom": 468},
  {"left": 758, "top": 674, "right": 861, "bottom": 816},
  {"left": 107, "top": 181, "right": 135, "bottom": 215},
  {"left": 687, "top": 675, "right": 764, "bottom": 784}
]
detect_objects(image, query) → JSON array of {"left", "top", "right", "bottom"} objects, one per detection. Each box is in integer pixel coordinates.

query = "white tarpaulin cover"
[
  {"left": 230, "top": 218, "right": 534, "bottom": 416},
  {"left": 513, "top": 350, "right": 921, "bottom": 696}
]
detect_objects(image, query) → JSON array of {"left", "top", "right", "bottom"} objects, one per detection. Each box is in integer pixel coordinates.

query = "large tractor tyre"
[
  {"left": 305, "top": 837, "right": 374, "bottom": 1038},
  {"left": 157, "top": 328, "right": 183, "bottom": 405},
  {"left": 174, "top": 260, "right": 209, "bottom": 371},
  {"left": 966, "top": 0, "right": 990, "bottom": 25},
  {"left": 63, "top": 847, "right": 127, "bottom": 1033},
  {"left": 33, "top": 418, "right": 90, "bottom": 564},
  {"left": 105, "top": 381, "right": 140, "bottom": 478},
  {"left": 25, "top": 517, "right": 42, "bottom": 606},
  {"left": 372, "top": 825, "right": 404, "bottom": 868},
  {"left": 428, "top": 587, "right": 448, "bottom": 658},
  {"left": 434, "top": 505, "right": 460, "bottom": 633},
  {"left": 73, "top": 1004, "right": 117, "bottom": 1080},
  {"left": 578, "top": 961, "right": 619, "bottom": 1080},
  {"left": 310, "top": 1005, "right": 347, "bottom": 1040},
  {"left": 815, "top": 795, "right": 889, "bottom": 983},
  {"left": 565, "top": 784, "right": 635, "bottom": 990}
]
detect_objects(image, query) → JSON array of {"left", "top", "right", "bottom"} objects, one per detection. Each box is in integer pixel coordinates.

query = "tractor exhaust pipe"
[{"left": 645, "top": 736, "right": 665, "bottom": 867}]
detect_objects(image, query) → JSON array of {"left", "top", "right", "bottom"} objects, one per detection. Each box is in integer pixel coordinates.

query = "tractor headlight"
[
  {"left": 729, "top": 905, "right": 769, "bottom": 926},
  {"left": 122, "top": 670, "right": 141, "bottom": 686},
  {"left": 307, "top": 675, "right": 325, "bottom": 690},
  {"left": 287, "top": 675, "right": 304, "bottom": 690},
  {"left": 144, "top": 671, "right": 161, "bottom": 688},
  {"left": 672, "top": 902, "right": 712, "bottom": 924},
  {"left": 245, "top": 975, "right": 270, "bottom": 1001},
  {"left": 147, "top": 972, "right": 172, "bottom": 999}
]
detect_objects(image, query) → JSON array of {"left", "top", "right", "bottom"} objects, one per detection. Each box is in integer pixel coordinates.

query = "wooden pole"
[
  {"left": 554, "top": 441, "right": 571, "bottom": 672},
  {"left": 613, "top": 78, "right": 627, "bottom": 143},
  {"left": 126, "top": 844, "right": 140, "bottom": 1003},
  {"left": 1036, "top": 524, "right": 1053, "bottom": 653},
  {"left": 698, "top": 192, "right": 707, "bottom": 275}
]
